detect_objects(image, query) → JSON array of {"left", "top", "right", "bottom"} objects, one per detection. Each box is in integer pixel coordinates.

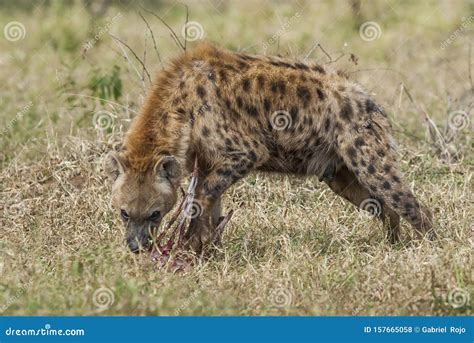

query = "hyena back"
[{"left": 107, "top": 42, "right": 433, "bottom": 253}]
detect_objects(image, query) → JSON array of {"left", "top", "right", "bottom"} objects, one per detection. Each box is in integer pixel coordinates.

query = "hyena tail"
[{"left": 336, "top": 113, "right": 433, "bottom": 236}]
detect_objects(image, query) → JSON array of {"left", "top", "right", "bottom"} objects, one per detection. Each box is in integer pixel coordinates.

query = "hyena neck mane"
[{"left": 120, "top": 49, "right": 205, "bottom": 175}]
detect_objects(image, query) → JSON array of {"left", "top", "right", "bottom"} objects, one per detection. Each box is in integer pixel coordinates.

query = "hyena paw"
[
  {"left": 413, "top": 205, "right": 434, "bottom": 239},
  {"left": 183, "top": 215, "right": 212, "bottom": 254}
]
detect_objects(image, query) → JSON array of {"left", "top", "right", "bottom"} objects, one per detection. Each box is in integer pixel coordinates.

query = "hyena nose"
[
  {"left": 127, "top": 238, "right": 140, "bottom": 253},
  {"left": 126, "top": 233, "right": 151, "bottom": 253}
]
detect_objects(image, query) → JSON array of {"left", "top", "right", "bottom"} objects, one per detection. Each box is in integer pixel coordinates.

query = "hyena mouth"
[{"left": 128, "top": 235, "right": 154, "bottom": 254}]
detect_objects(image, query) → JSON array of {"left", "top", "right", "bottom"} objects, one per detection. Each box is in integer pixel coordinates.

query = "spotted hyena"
[{"left": 105, "top": 42, "right": 433, "bottom": 253}]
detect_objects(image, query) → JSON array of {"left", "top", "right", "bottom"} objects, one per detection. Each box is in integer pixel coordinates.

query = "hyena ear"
[
  {"left": 104, "top": 152, "right": 125, "bottom": 181},
  {"left": 154, "top": 156, "right": 181, "bottom": 185}
]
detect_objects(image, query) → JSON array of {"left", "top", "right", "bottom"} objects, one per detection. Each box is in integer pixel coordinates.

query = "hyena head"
[{"left": 105, "top": 153, "right": 181, "bottom": 253}]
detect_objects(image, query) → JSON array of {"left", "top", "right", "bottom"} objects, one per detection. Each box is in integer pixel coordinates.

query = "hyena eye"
[
  {"left": 149, "top": 211, "right": 161, "bottom": 221},
  {"left": 120, "top": 209, "right": 129, "bottom": 220}
]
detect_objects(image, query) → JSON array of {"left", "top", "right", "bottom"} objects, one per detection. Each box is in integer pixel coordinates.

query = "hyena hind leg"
[
  {"left": 337, "top": 124, "right": 433, "bottom": 238},
  {"left": 384, "top": 206, "right": 401, "bottom": 244},
  {"left": 325, "top": 165, "right": 401, "bottom": 243}
]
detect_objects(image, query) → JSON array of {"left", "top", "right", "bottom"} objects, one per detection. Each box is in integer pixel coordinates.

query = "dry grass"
[{"left": 0, "top": 0, "right": 472, "bottom": 316}]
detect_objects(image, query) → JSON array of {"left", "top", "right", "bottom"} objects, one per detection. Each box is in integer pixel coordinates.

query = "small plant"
[{"left": 87, "top": 65, "right": 122, "bottom": 103}]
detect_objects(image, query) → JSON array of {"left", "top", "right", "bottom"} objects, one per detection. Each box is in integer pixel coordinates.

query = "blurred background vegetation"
[
  {"left": 0, "top": 0, "right": 472, "bottom": 158},
  {"left": 0, "top": 0, "right": 472, "bottom": 315}
]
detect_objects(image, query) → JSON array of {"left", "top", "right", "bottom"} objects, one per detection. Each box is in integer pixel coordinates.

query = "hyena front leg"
[
  {"left": 325, "top": 165, "right": 401, "bottom": 243},
  {"left": 184, "top": 159, "right": 253, "bottom": 254},
  {"left": 210, "top": 196, "right": 223, "bottom": 227},
  {"left": 209, "top": 196, "right": 226, "bottom": 247}
]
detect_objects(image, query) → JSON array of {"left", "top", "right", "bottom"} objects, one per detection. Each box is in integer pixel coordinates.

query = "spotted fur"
[{"left": 108, "top": 42, "right": 433, "bottom": 253}]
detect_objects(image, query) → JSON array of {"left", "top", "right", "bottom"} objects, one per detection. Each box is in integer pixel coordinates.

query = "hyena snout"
[{"left": 126, "top": 222, "right": 156, "bottom": 253}]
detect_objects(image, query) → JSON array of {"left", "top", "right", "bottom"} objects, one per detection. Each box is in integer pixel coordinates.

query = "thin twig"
[
  {"left": 403, "top": 85, "right": 450, "bottom": 160},
  {"left": 327, "top": 51, "right": 349, "bottom": 64},
  {"left": 469, "top": 43, "right": 473, "bottom": 91},
  {"left": 239, "top": 44, "right": 260, "bottom": 53},
  {"left": 287, "top": 43, "right": 294, "bottom": 58},
  {"left": 397, "top": 83, "right": 404, "bottom": 111},
  {"left": 143, "top": 32, "right": 147, "bottom": 81},
  {"left": 138, "top": 11, "right": 164, "bottom": 69},
  {"left": 425, "top": 110, "right": 447, "bottom": 148},
  {"left": 303, "top": 41, "right": 319, "bottom": 61},
  {"left": 317, "top": 43, "right": 333, "bottom": 63},
  {"left": 444, "top": 93, "right": 453, "bottom": 137},
  {"left": 180, "top": 2, "right": 189, "bottom": 51},
  {"left": 349, "top": 67, "right": 408, "bottom": 80},
  {"left": 402, "top": 84, "right": 415, "bottom": 104},
  {"left": 213, "top": 210, "right": 234, "bottom": 246},
  {"left": 111, "top": 37, "right": 147, "bottom": 93},
  {"left": 140, "top": 5, "right": 185, "bottom": 51},
  {"left": 109, "top": 33, "right": 152, "bottom": 84},
  {"left": 62, "top": 93, "right": 139, "bottom": 115}
]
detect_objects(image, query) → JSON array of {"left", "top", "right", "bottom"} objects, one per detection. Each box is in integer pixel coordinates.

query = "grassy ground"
[{"left": 0, "top": 0, "right": 472, "bottom": 315}]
